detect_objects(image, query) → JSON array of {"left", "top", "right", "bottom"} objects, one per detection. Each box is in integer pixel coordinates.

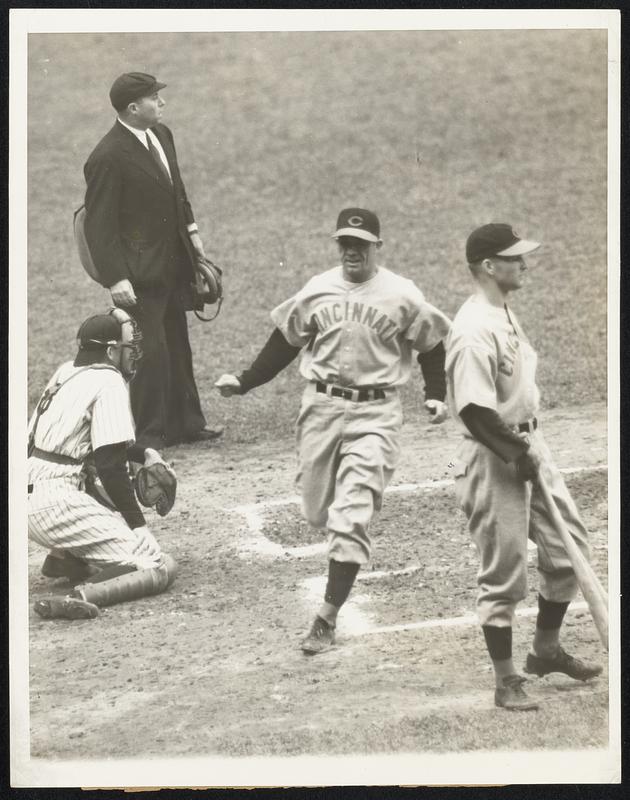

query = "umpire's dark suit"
[{"left": 84, "top": 120, "right": 206, "bottom": 448}]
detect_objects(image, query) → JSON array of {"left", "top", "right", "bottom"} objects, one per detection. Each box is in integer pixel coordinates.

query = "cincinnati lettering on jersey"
[
  {"left": 313, "top": 301, "right": 400, "bottom": 341},
  {"left": 498, "top": 330, "right": 520, "bottom": 376}
]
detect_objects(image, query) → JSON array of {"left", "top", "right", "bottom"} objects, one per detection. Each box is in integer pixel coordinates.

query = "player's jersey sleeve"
[
  {"left": 90, "top": 374, "right": 136, "bottom": 451},
  {"left": 403, "top": 285, "right": 451, "bottom": 354},
  {"left": 270, "top": 281, "right": 319, "bottom": 348},
  {"left": 449, "top": 346, "right": 498, "bottom": 414}
]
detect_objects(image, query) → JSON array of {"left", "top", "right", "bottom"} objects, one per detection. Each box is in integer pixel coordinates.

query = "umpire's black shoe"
[
  {"left": 524, "top": 646, "right": 603, "bottom": 681},
  {"left": 494, "top": 674, "right": 539, "bottom": 711},
  {"left": 301, "top": 616, "right": 335, "bottom": 655},
  {"left": 184, "top": 426, "right": 224, "bottom": 443}
]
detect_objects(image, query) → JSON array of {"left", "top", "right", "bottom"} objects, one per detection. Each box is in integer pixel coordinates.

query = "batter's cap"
[
  {"left": 466, "top": 223, "right": 540, "bottom": 263},
  {"left": 109, "top": 72, "right": 167, "bottom": 111},
  {"left": 332, "top": 208, "right": 381, "bottom": 243}
]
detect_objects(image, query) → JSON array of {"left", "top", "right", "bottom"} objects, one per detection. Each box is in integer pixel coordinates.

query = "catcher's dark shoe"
[
  {"left": 494, "top": 674, "right": 539, "bottom": 711},
  {"left": 524, "top": 647, "right": 603, "bottom": 682},
  {"left": 301, "top": 615, "right": 336, "bottom": 655},
  {"left": 41, "top": 553, "right": 94, "bottom": 582},
  {"left": 33, "top": 595, "right": 99, "bottom": 620},
  {"left": 185, "top": 426, "right": 224, "bottom": 443}
]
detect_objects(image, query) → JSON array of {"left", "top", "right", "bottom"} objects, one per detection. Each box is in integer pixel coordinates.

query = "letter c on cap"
[{"left": 348, "top": 215, "right": 363, "bottom": 227}]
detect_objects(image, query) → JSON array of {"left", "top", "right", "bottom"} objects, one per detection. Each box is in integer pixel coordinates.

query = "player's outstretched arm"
[{"left": 216, "top": 327, "right": 302, "bottom": 397}]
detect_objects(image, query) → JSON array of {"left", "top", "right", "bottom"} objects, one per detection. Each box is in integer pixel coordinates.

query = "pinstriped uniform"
[{"left": 28, "top": 361, "right": 162, "bottom": 569}]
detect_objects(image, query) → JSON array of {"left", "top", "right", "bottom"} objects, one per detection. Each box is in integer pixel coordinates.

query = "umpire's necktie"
[{"left": 146, "top": 133, "right": 172, "bottom": 184}]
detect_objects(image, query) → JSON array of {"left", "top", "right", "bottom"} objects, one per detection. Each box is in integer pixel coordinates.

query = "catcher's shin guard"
[{"left": 72, "top": 554, "right": 177, "bottom": 607}]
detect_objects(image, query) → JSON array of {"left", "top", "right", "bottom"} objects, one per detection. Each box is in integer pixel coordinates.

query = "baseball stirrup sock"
[
  {"left": 324, "top": 560, "right": 360, "bottom": 608},
  {"left": 536, "top": 594, "right": 570, "bottom": 630},
  {"left": 482, "top": 625, "right": 513, "bottom": 661}
]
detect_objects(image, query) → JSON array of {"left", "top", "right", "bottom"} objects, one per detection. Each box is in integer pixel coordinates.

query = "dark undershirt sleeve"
[
  {"left": 238, "top": 327, "right": 302, "bottom": 394},
  {"left": 93, "top": 442, "right": 146, "bottom": 529},
  {"left": 459, "top": 403, "right": 530, "bottom": 463},
  {"left": 416, "top": 341, "right": 446, "bottom": 401},
  {"left": 127, "top": 443, "right": 146, "bottom": 464}
]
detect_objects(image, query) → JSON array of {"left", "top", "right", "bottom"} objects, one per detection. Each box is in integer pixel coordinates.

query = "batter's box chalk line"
[
  {"left": 227, "top": 464, "right": 607, "bottom": 560},
  {"left": 343, "top": 600, "right": 590, "bottom": 638},
  {"left": 301, "top": 575, "right": 591, "bottom": 638}
]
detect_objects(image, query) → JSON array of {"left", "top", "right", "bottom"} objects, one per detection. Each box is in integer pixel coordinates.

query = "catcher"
[{"left": 28, "top": 308, "right": 178, "bottom": 620}]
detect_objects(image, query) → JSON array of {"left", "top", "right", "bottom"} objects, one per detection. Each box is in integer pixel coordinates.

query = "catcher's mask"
[{"left": 76, "top": 308, "right": 143, "bottom": 380}]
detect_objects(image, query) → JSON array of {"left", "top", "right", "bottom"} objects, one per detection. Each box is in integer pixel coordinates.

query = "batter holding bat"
[
  {"left": 446, "top": 223, "right": 602, "bottom": 711},
  {"left": 216, "top": 208, "right": 451, "bottom": 654}
]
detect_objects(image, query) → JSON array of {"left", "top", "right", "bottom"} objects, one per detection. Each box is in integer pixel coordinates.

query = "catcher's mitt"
[
  {"left": 192, "top": 255, "right": 223, "bottom": 321},
  {"left": 135, "top": 462, "right": 177, "bottom": 517}
]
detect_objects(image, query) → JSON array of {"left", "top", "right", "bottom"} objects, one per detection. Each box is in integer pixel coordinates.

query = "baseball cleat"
[
  {"left": 33, "top": 595, "right": 99, "bottom": 620},
  {"left": 300, "top": 615, "right": 336, "bottom": 655},
  {"left": 494, "top": 674, "right": 539, "bottom": 711},
  {"left": 524, "top": 647, "right": 603, "bottom": 681}
]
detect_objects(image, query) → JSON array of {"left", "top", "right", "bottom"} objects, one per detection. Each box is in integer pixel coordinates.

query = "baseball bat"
[{"left": 537, "top": 474, "right": 609, "bottom": 651}]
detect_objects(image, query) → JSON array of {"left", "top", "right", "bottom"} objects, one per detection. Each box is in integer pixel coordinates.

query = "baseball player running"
[
  {"left": 446, "top": 223, "right": 602, "bottom": 710},
  {"left": 216, "top": 208, "right": 451, "bottom": 654},
  {"left": 28, "top": 308, "right": 177, "bottom": 620}
]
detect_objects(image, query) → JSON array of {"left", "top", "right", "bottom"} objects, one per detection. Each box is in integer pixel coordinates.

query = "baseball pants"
[
  {"left": 296, "top": 383, "right": 403, "bottom": 565},
  {"left": 453, "top": 427, "right": 590, "bottom": 627},
  {"left": 28, "top": 477, "right": 162, "bottom": 570}
]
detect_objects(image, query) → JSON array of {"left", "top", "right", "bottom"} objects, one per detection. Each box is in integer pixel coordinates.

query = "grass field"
[
  {"left": 27, "top": 29, "right": 608, "bottom": 440},
  {"left": 23, "top": 26, "right": 613, "bottom": 781}
]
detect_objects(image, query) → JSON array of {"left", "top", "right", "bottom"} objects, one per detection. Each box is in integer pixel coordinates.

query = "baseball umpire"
[
  {"left": 28, "top": 308, "right": 177, "bottom": 620},
  {"left": 82, "top": 72, "right": 223, "bottom": 448},
  {"left": 216, "top": 208, "right": 451, "bottom": 654},
  {"left": 446, "top": 223, "right": 602, "bottom": 710}
]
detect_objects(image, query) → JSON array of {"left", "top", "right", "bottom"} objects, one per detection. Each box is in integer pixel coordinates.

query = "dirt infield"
[{"left": 28, "top": 402, "right": 609, "bottom": 759}]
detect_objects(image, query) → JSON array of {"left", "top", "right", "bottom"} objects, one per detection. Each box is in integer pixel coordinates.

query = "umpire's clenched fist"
[{"left": 215, "top": 374, "right": 242, "bottom": 397}]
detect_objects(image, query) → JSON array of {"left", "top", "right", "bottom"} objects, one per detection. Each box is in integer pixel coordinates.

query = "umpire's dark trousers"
[{"left": 127, "top": 284, "right": 206, "bottom": 449}]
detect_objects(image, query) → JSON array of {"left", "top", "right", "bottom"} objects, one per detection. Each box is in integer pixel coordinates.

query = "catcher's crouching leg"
[{"left": 71, "top": 554, "right": 178, "bottom": 608}]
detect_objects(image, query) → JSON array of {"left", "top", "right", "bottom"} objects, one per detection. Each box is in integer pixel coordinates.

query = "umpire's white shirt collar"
[{"left": 117, "top": 117, "right": 156, "bottom": 149}]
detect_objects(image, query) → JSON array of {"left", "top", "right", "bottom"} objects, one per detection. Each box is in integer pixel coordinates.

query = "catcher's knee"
[{"left": 161, "top": 552, "right": 178, "bottom": 588}]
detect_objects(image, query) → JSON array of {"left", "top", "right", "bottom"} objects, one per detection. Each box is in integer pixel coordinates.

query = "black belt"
[
  {"left": 517, "top": 418, "right": 538, "bottom": 433},
  {"left": 315, "top": 381, "right": 386, "bottom": 402},
  {"left": 30, "top": 446, "right": 82, "bottom": 465}
]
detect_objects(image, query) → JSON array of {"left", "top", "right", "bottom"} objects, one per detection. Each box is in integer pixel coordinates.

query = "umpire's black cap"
[{"left": 109, "top": 72, "right": 166, "bottom": 111}]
